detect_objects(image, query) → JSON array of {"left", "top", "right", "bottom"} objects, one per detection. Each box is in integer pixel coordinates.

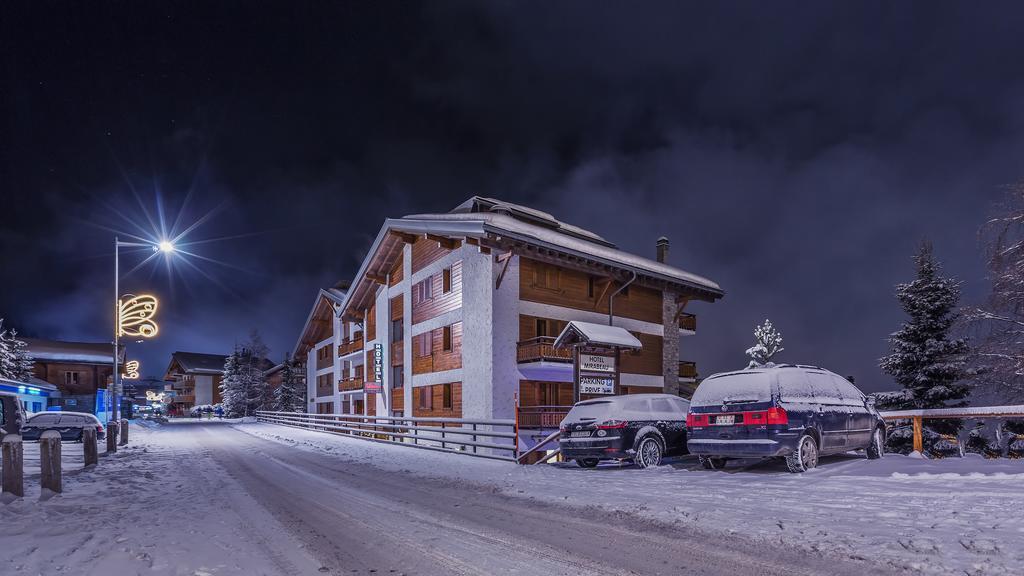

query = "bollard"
[
  {"left": 106, "top": 422, "right": 118, "bottom": 453},
  {"left": 2, "top": 434, "right": 24, "bottom": 498},
  {"left": 119, "top": 419, "right": 129, "bottom": 446},
  {"left": 83, "top": 426, "right": 98, "bottom": 467},
  {"left": 40, "top": 430, "right": 62, "bottom": 494}
]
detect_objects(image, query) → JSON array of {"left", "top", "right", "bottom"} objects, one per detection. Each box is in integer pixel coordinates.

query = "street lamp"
[{"left": 111, "top": 237, "right": 169, "bottom": 423}]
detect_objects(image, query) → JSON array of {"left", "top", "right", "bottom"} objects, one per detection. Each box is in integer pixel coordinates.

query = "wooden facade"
[
  {"left": 411, "top": 260, "right": 463, "bottom": 325},
  {"left": 411, "top": 322, "right": 463, "bottom": 375},
  {"left": 411, "top": 382, "right": 462, "bottom": 418}
]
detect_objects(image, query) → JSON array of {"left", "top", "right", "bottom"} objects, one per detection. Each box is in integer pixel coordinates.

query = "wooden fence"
[{"left": 879, "top": 405, "right": 1024, "bottom": 453}]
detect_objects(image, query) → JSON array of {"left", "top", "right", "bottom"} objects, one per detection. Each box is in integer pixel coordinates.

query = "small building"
[
  {"left": 164, "top": 352, "right": 228, "bottom": 414},
  {"left": 0, "top": 376, "right": 58, "bottom": 414},
  {"left": 23, "top": 337, "right": 125, "bottom": 412}
]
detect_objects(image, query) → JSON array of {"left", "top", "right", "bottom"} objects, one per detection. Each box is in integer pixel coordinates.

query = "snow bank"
[{"left": 237, "top": 422, "right": 1024, "bottom": 576}]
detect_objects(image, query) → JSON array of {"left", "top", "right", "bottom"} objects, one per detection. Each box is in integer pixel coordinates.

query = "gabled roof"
[
  {"left": 165, "top": 351, "right": 229, "bottom": 378},
  {"left": 338, "top": 196, "right": 723, "bottom": 319},
  {"left": 553, "top": 321, "right": 643, "bottom": 350},
  {"left": 292, "top": 287, "right": 346, "bottom": 358},
  {"left": 22, "top": 337, "right": 126, "bottom": 364}
]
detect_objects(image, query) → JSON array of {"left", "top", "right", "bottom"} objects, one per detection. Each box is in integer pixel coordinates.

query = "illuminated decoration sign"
[
  {"left": 373, "top": 343, "right": 383, "bottom": 383},
  {"left": 118, "top": 294, "right": 160, "bottom": 338},
  {"left": 122, "top": 360, "right": 140, "bottom": 380},
  {"left": 580, "top": 354, "right": 616, "bottom": 373},
  {"left": 145, "top": 390, "right": 168, "bottom": 403}
]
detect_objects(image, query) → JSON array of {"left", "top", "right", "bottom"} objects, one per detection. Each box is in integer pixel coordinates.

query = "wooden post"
[
  {"left": 912, "top": 416, "right": 924, "bottom": 453},
  {"left": 83, "top": 426, "right": 98, "bottom": 467},
  {"left": 106, "top": 422, "right": 118, "bottom": 453},
  {"left": 1, "top": 434, "right": 24, "bottom": 498},
  {"left": 119, "top": 419, "right": 129, "bottom": 446},
  {"left": 40, "top": 430, "right": 62, "bottom": 493}
]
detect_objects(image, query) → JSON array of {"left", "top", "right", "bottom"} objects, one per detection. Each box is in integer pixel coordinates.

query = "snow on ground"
[
  {"left": 0, "top": 421, "right": 322, "bottom": 576},
  {"left": 237, "top": 422, "right": 1024, "bottom": 576}
]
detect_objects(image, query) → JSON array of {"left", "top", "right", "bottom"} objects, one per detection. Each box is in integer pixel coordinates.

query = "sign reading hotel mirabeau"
[{"left": 580, "top": 353, "right": 616, "bottom": 373}]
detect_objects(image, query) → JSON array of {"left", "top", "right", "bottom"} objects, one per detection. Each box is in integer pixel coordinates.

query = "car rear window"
[
  {"left": 690, "top": 372, "right": 772, "bottom": 407},
  {"left": 565, "top": 400, "right": 614, "bottom": 421},
  {"left": 29, "top": 414, "right": 61, "bottom": 425}
]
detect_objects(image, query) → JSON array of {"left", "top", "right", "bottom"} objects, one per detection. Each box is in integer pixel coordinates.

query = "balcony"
[
  {"left": 516, "top": 337, "right": 572, "bottom": 364},
  {"left": 338, "top": 333, "right": 364, "bottom": 357},
  {"left": 679, "top": 361, "right": 698, "bottom": 380},
  {"left": 679, "top": 313, "right": 696, "bottom": 332},
  {"left": 173, "top": 394, "right": 195, "bottom": 404},
  {"left": 339, "top": 376, "right": 364, "bottom": 392},
  {"left": 518, "top": 405, "right": 571, "bottom": 429}
]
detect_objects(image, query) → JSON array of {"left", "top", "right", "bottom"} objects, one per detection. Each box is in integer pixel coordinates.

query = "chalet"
[
  {"left": 23, "top": 337, "right": 125, "bottom": 412},
  {"left": 299, "top": 197, "right": 723, "bottom": 448},
  {"left": 164, "top": 351, "right": 228, "bottom": 414}
]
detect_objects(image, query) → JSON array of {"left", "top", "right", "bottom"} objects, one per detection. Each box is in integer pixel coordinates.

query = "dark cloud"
[{"left": 2, "top": 3, "right": 1023, "bottom": 388}]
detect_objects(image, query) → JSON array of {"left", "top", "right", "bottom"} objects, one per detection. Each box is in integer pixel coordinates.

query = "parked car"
[
  {"left": 559, "top": 393, "right": 691, "bottom": 468},
  {"left": 0, "top": 391, "right": 27, "bottom": 438},
  {"left": 686, "top": 365, "right": 886, "bottom": 472},
  {"left": 21, "top": 412, "right": 105, "bottom": 442}
]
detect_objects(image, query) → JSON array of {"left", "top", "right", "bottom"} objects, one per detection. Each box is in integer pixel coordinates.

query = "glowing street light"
[{"left": 157, "top": 240, "right": 175, "bottom": 253}]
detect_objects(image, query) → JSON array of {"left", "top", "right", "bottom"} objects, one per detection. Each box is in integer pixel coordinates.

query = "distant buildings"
[
  {"left": 23, "top": 337, "right": 124, "bottom": 412},
  {"left": 164, "top": 351, "right": 228, "bottom": 414}
]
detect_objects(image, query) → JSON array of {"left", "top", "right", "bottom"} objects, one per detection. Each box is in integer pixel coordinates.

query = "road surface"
[{"left": 178, "top": 421, "right": 879, "bottom": 576}]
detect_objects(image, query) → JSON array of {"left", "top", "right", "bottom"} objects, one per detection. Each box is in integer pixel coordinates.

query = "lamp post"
[{"left": 112, "top": 237, "right": 171, "bottom": 423}]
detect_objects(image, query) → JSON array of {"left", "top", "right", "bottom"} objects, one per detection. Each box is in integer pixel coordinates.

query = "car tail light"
[
  {"left": 686, "top": 413, "right": 709, "bottom": 427},
  {"left": 766, "top": 406, "right": 788, "bottom": 425},
  {"left": 597, "top": 419, "right": 627, "bottom": 429}
]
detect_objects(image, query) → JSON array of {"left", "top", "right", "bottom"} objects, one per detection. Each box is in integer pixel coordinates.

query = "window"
[
  {"left": 413, "top": 277, "right": 433, "bottom": 304},
  {"left": 588, "top": 276, "right": 595, "bottom": 298},
  {"left": 64, "top": 371, "right": 80, "bottom": 386},
  {"left": 416, "top": 331, "right": 432, "bottom": 357},
  {"left": 442, "top": 325, "right": 453, "bottom": 352},
  {"left": 391, "top": 319, "right": 403, "bottom": 342},
  {"left": 535, "top": 262, "right": 559, "bottom": 290},
  {"left": 417, "top": 386, "right": 432, "bottom": 410},
  {"left": 391, "top": 365, "right": 404, "bottom": 389},
  {"left": 442, "top": 383, "right": 453, "bottom": 409},
  {"left": 442, "top": 267, "right": 452, "bottom": 293},
  {"left": 535, "top": 319, "right": 548, "bottom": 337}
]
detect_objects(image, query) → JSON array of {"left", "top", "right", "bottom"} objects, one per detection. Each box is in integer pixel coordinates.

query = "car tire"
[
  {"left": 635, "top": 435, "right": 664, "bottom": 468},
  {"left": 786, "top": 433, "right": 819, "bottom": 473},
  {"left": 699, "top": 455, "right": 727, "bottom": 470},
  {"left": 866, "top": 426, "right": 885, "bottom": 460},
  {"left": 576, "top": 458, "right": 599, "bottom": 468}
]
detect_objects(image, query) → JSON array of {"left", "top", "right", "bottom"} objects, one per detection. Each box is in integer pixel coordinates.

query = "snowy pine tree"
[
  {"left": 273, "top": 355, "right": 304, "bottom": 413},
  {"left": 241, "top": 330, "right": 269, "bottom": 416},
  {"left": 880, "top": 242, "right": 969, "bottom": 453},
  {"left": 0, "top": 319, "right": 15, "bottom": 379},
  {"left": 0, "top": 319, "right": 33, "bottom": 381},
  {"left": 746, "top": 319, "right": 784, "bottom": 367},
  {"left": 219, "top": 347, "right": 245, "bottom": 418}
]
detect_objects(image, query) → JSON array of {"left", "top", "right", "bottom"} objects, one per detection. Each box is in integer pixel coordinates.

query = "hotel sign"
[
  {"left": 579, "top": 375, "right": 615, "bottom": 395},
  {"left": 580, "top": 354, "right": 615, "bottom": 373},
  {"left": 373, "top": 343, "right": 384, "bottom": 383}
]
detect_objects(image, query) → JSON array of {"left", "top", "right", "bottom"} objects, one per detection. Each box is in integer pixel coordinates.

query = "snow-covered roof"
[
  {"left": 553, "top": 321, "right": 643, "bottom": 350},
  {"left": 166, "top": 351, "right": 229, "bottom": 376},
  {"left": 22, "top": 337, "right": 125, "bottom": 364},
  {"left": 0, "top": 376, "right": 58, "bottom": 392},
  {"left": 292, "top": 287, "right": 346, "bottom": 358}
]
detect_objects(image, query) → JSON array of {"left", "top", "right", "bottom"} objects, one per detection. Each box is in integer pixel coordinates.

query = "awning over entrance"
[{"left": 552, "top": 321, "right": 643, "bottom": 351}]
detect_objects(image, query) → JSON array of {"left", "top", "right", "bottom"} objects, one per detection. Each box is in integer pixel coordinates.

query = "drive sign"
[{"left": 579, "top": 375, "right": 615, "bottom": 395}]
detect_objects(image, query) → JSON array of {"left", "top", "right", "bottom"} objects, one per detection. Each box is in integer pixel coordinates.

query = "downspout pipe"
[{"left": 608, "top": 270, "right": 637, "bottom": 326}]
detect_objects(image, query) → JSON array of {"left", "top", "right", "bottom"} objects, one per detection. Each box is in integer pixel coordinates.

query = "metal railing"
[
  {"left": 255, "top": 411, "right": 518, "bottom": 462},
  {"left": 516, "top": 337, "right": 572, "bottom": 363}
]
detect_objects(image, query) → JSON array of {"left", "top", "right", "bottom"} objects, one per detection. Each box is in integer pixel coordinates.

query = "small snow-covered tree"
[
  {"left": 746, "top": 319, "right": 784, "bottom": 367},
  {"left": 880, "top": 242, "right": 969, "bottom": 454},
  {"left": 273, "top": 355, "right": 304, "bottom": 413},
  {"left": 0, "top": 319, "right": 15, "bottom": 379},
  {"left": 240, "top": 330, "right": 270, "bottom": 416},
  {"left": 219, "top": 347, "right": 245, "bottom": 418},
  {"left": 0, "top": 319, "right": 33, "bottom": 381}
]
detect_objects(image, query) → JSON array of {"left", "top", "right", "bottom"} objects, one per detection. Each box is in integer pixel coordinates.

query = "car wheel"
[
  {"left": 699, "top": 455, "right": 727, "bottom": 470},
  {"left": 786, "top": 433, "right": 819, "bottom": 473},
  {"left": 866, "top": 426, "right": 885, "bottom": 459},
  {"left": 576, "top": 458, "right": 599, "bottom": 468},
  {"left": 635, "top": 436, "right": 664, "bottom": 468}
]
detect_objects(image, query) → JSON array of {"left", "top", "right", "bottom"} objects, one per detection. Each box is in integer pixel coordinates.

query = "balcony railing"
[
  {"left": 679, "top": 361, "right": 697, "bottom": 379},
  {"left": 679, "top": 313, "right": 697, "bottom": 332},
  {"left": 339, "top": 376, "right": 365, "bottom": 392},
  {"left": 518, "top": 405, "right": 571, "bottom": 429},
  {"left": 173, "top": 395, "right": 195, "bottom": 404},
  {"left": 338, "top": 333, "right": 364, "bottom": 356},
  {"left": 516, "top": 337, "right": 572, "bottom": 364}
]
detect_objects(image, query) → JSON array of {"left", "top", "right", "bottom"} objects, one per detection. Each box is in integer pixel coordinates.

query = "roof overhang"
[
  {"left": 292, "top": 289, "right": 341, "bottom": 358},
  {"left": 553, "top": 321, "right": 643, "bottom": 350}
]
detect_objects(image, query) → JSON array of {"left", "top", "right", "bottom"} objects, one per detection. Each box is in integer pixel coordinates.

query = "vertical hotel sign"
[{"left": 373, "top": 343, "right": 384, "bottom": 383}]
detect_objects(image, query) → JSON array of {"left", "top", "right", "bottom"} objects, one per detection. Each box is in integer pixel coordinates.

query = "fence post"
[
  {"left": 441, "top": 421, "right": 446, "bottom": 449},
  {"left": 912, "top": 416, "right": 923, "bottom": 453},
  {"left": 2, "top": 434, "right": 24, "bottom": 498},
  {"left": 106, "top": 422, "right": 118, "bottom": 453},
  {"left": 83, "top": 426, "right": 98, "bottom": 467},
  {"left": 119, "top": 419, "right": 129, "bottom": 446},
  {"left": 40, "top": 430, "right": 62, "bottom": 493},
  {"left": 472, "top": 423, "right": 477, "bottom": 454}
]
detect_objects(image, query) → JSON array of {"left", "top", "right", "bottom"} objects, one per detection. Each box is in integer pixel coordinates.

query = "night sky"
[{"left": 3, "top": 3, "right": 1023, "bottom": 391}]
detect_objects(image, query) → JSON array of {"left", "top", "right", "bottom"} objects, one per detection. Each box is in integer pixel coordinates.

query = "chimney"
[{"left": 656, "top": 236, "right": 670, "bottom": 263}]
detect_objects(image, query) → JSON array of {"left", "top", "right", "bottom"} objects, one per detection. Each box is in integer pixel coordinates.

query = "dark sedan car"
[
  {"left": 559, "top": 393, "right": 690, "bottom": 468},
  {"left": 21, "top": 412, "right": 106, "bottom": 442},
  {"left": 687, "top": 365, "right": 886, "bottom": 472}
]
